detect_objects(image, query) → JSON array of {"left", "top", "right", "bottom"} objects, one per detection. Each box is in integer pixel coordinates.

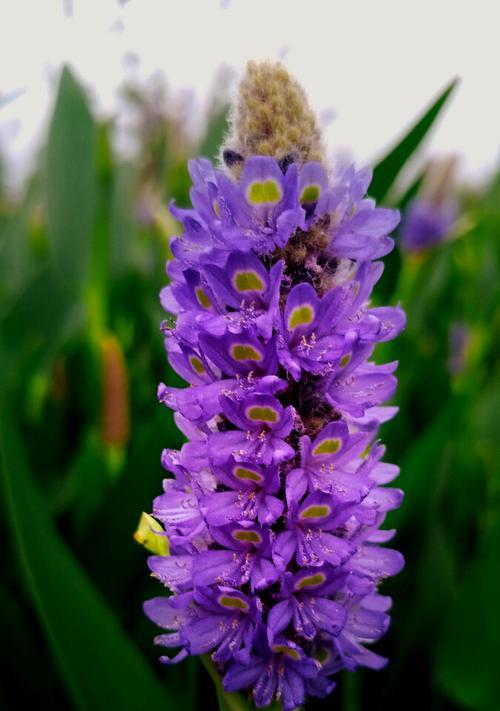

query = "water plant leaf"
[
  {"left": 370, "top": 78, "right": 458, "bottom": 201},
  {"left": 0, "top": 406, "right": 173, "bottom": 711},
  {"left": 436, "top": 517, "right": 500, "bottom": 711},
  {"left": 46, "top": 66, "right": 97, "bottom": 292}
]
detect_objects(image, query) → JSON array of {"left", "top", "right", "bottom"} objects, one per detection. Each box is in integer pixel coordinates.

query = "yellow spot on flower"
[
  {"left": 195, "top": 287, "right": 211, "bottom": 309},
  {"left": 340, "top": 353, "right": 351, "bottom": 368},
  {"left": 271, "top": 645, "right": 301, "bottom": 660},
  {"left": 134, "top": 513, "right": 169, "bottom": 556},
  {"left": 246, "top": 406, "right": 278, "bottom": 423},
  {"left": 233, "top": 529, "right": 262, "bottom": 543},
  {"left": 213, "top": 199, "right": 221, "bottom": 218},
  {"left": 189, "top": 356, "right": 205, "bottom": 375},
  {"left": 295, "top": 572, "right": 326, "bottom": 590},
  {"left": 218, "top": 595, "right": 249, "bottom": 611},
  {"left": 234, "top": 270, "right": 265, "bottom": 292},
  {"left": 300, "top": 185, "right": 321, "bottom": 204},
  {"left": 300, "top": 504, "right": 331, "bottom": 519},
  {"left": 313, "top": 438, "right": 342, "bottom": 456},
  {"left": 315, "top": 648, "right": 330, "bottom": 665},
  {"left": 230, "top": 344, "right": 263, "bottom": 362},
  {"left": 288, "top": 304, "right": 314, "bottom": 330},
  {"left": 234, "top": 466, "right": 263, "bottom": 483},
  {"left": 247, "top": 179, "right": 282, "bottom": 205}
]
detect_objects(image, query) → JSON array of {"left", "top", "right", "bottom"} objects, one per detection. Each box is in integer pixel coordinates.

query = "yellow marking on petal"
[
  {"left": 246, "top": 406, "right": 278, "bottom": 423},
  {"left": 288, "top": 304, "right": 314, "bottom": 331},
  {"left": 233, "top": 529, "right": 262, "bottom": 543},
  {"left": 234, "top": 466, "right": 263, "bottom": 483},
  {"left": 233, "top": 270, "right": 265, "bottom": 293},
  {"left": 340, "top": 353, "right": 351, "bottom": 368},
  {"left": 271, "top": 645, "right": 301, "bottom": 660},
  {"left": 247, "top": 179, "right": 282, "bottom": 205},
  {"left": 295, "top": 572, "right": 326, "bottom": 590},
  {"left": 315, "top": 648, "right": 330, "bottom": 665},
  {"left": 313, "top": 438, "right": 342, "bottom": 456},
  {"left": 230, "top": 344, "right": 263, "bottom": 362},
  {"left": 300, "top": 504, "right": 331, "bottom": 519},
  {"left": 218, "top": 595, "right": 249, "bottom": 611},
  {"left": 195, "top": 287, "right": 211, "bottom": 309},
  {"left": 134, "top": 512, "right": 169, "bottom": 556},
  {"left": 213, "top": 199, "right": 221, "bottom": 218},
  {"left": 189, "top": 356, "right": 206, "bottom": 375},
  {"left": 300, "top": 185, "right": 321, "bottom": 204}
]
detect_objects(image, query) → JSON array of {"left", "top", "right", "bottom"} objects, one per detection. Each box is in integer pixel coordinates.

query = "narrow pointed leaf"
[
  {"left": 46, "top": 66, "right": 97, "bottom": 292},
  {"left": 370, "top": 78, "right": 458, "bottom": 201}
]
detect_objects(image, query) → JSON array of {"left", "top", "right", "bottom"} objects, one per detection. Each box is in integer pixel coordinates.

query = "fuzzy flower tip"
[{"left": 143, "top": 62, "right": 405, "bottom": 710}]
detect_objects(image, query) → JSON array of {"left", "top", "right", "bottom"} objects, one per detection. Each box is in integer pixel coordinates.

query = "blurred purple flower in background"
[{"left": 400, "top": 157, "right": 459, "bottom": 253}]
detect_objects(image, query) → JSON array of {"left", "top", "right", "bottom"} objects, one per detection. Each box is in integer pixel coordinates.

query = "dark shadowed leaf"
[
  {"left": 0, "top": 407, "right": 173, "bottom": 711},
  {"left": 202, "top": 656, "right": 256, "bottom": 711},
  {"left": 389, "top": 398, "right": 459, "bottom": 529},
  {"left": 370, "top": 78, "right": 458, "bottom": 202},
  {"left": 436, "top": 516, "right": 500, "bottom": 711},
  {"left": 0, "top": 267, "right": 82, "bottom": 393}
]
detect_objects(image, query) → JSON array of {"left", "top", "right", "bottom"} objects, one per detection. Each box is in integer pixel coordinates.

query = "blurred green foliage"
[{"left": 0, "top": 66, "right": 499, "bottom": 711}]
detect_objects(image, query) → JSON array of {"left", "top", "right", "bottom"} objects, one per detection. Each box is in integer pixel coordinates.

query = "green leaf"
[
  {"left": 201, "top": 656, "right": 256, "bottom": 711},
  {"left": 370, "top": 78, "right": 458, "bottom": 201},
  {"left": 436, "top": 517, "right": 500, "bottom": 711},
  {"left": 52, "top": 430, "right": 109, "bottom": 537},
  {"left": 46, "top": 66, "right": 97, "bottom": 292},
  {"left": 0, "top": 267, "right": 82, "bottom": 394},
  {"left": 78, "top": 406, "right": 184, "bottom": 601},
  {"left": 388, "top": 398, "right": 459, "bottom": 529},
  {"left": 0, "top": 406, "right": 173, "bottom": 711}
]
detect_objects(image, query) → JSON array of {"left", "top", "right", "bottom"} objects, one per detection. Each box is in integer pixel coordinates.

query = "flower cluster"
[{"left": 143, "top": 65, "right": 405, "bottom": 710}]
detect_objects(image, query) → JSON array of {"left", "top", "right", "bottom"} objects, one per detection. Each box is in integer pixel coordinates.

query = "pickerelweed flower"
[
  {"left": 400, "top": 157, "right": 458, "bottom": 253},
  {"left": 142, "top": 61, "right": 405, "bottom": 710}
]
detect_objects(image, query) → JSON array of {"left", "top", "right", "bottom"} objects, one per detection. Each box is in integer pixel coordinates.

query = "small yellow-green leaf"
[{"left": 134, "top": 512, "right": 169, "bottom": 556}]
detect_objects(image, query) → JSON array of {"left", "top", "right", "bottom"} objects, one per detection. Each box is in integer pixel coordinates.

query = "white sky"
[{"left": 1, "top": 0, "right": 499, "bottom": 190}]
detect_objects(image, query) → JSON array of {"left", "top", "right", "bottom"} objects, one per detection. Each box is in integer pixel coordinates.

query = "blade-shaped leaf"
[
  {"left": 370, "top": 78, "right": 458, "bottom": 202},
  {"left": 0, "top": 407, "right": 173, "bottom": 711},
  {"left": 46, "top": 66, "right": 97, "bottom": 292}
]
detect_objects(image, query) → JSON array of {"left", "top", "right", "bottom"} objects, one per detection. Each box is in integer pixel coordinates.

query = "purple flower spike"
[{"left": 142, "top": 62, "right": 405, "bottom": 711}]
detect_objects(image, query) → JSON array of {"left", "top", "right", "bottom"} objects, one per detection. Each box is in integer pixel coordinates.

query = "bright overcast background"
[{"left": 1, "top": 0, "right": 499, "bottom": 191}]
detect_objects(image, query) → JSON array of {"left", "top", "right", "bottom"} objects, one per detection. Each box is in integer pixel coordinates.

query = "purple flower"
[
  {"left": 182, "top": 586, "right": 261, "bottom": 664},
  {"left": 400, "top": 197, "right": 456, "bottom": 252},
  {"left": 224, "top": 629, "right": 321, "bottom": 710},
  {"left": 142, "top": 64, "right": 405, "bottom": 711},
  {"left": 267, "top": 568, "right": 348, "bottom": 642}
]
